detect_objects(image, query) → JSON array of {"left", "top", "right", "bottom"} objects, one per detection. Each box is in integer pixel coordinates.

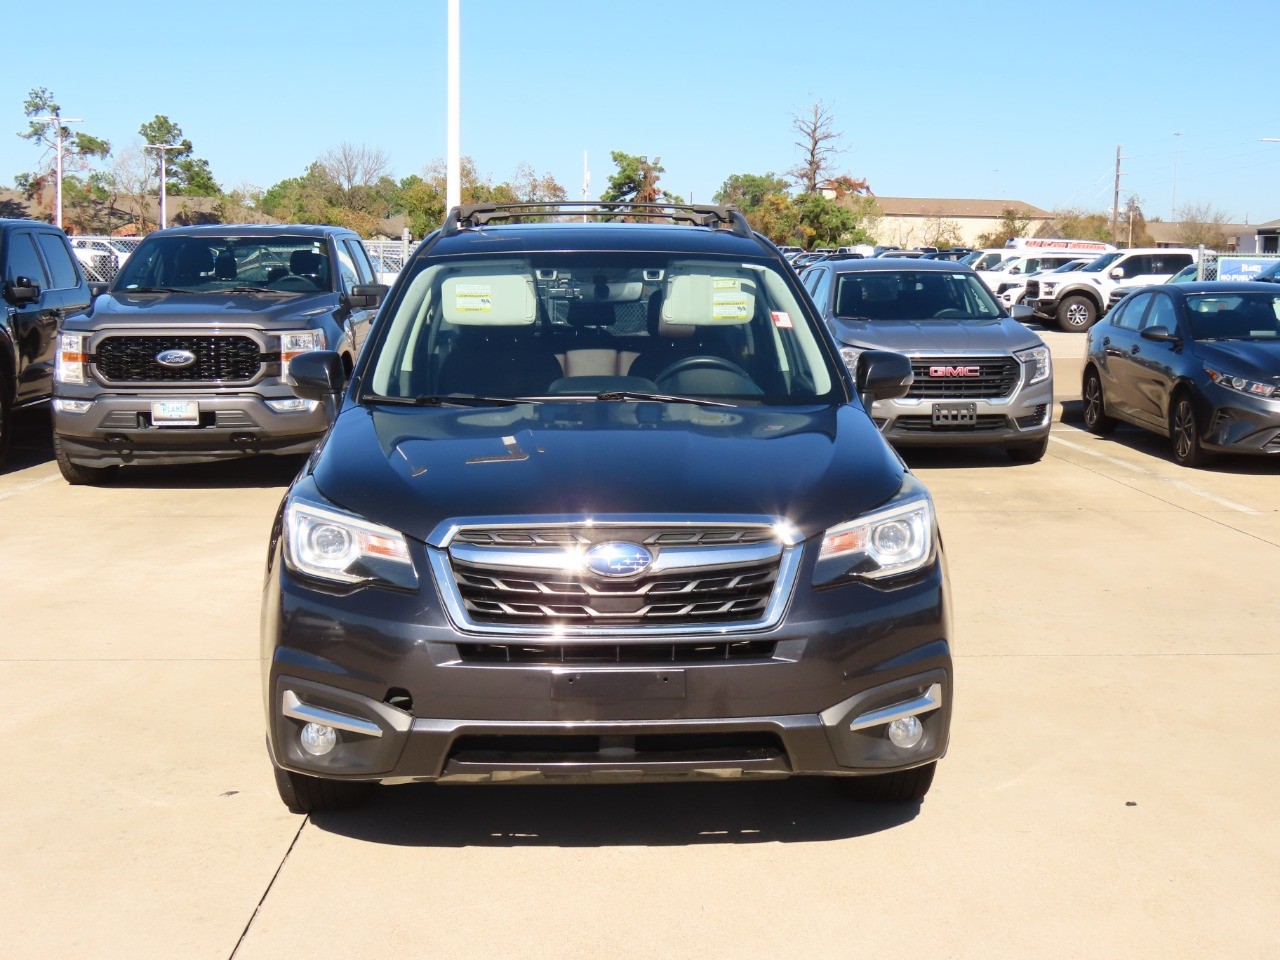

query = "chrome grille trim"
[{"left": 429, "top": 517, "right": 803, "bottom": 637}]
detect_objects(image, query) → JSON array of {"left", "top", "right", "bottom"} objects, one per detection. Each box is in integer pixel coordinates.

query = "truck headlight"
[
  {"left": 838, "top": 345, "right": 863, "bottom": 375},
  {"left": 814, "top": 497, "right": 935, "bottom": 585},
  {"left": 56, "top": 333, "right": 87, "bottom": 385},
  {"left": 284, "top": 498, "right": 418, "bottom": 589},
  {"left": 1040, "top": 282, "right": 1057, "bottom": 296},
  {"left": 1016, "top": 345, "right": 1051, "bottom": 385},
  {"left": 279, "top": 330, "right": 326, "bottom": 384}
]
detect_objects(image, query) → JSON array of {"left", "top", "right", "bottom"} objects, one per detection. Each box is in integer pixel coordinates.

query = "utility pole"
[
  {"left": 582, "top": 150, "right": 590, "bottom": 222},
  {"left": 32, "top": 114, "right": 84, "bottom": 230},
  {"left": 144, "top": 143, "right": 182, "bottom": 229},
  {"left": 446, "top": 0, "right": 461, "bottom": 212},
  {"left": 1110, "top": 145, "right": 1122, "bottom": 246},
  {"left": 1171, "top": 131, "right": 1182, "bottom": 220}
]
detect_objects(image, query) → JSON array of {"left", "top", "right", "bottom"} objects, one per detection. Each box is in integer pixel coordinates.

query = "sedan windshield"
[
  {"left": 365, "top": 253, "right": 839, "bottom": 405},
  {"left": 1186, "top": 293, "right": 1280, "bottom": 340},
  {"left": 113, "top": 236, "right": 332, "bottom": 295},
  {"left": 834, "top": 270, "right": 1001, "bottom": 321}
]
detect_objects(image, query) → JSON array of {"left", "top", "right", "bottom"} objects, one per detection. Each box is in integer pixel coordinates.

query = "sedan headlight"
[
  {"left": 284, "top": 498, "right": 418, "bottom": 589},
  {"left": 1206, "top": 367, "right": 1277, "bottom": 399},
  {"left": 56, "top": 333, "right": 87, "bottom": 384},
  {"left": 814, "top": 497, "right": 935, "bottom": 585},
  {"left": 1016, "top": 345, "right": 1051, "bottom": 385}
]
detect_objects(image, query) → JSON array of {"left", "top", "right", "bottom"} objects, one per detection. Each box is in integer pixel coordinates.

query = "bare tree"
[
  {"left": 1175, "top": 203, "right": 1231, "bottom": 249},
  {"left": 788, "top": 100, "right": 844, "bottom": 195},
  {"left": 110, "top": 144, "right": 156, "bottom": 230},
  {"left": 320, "top": 143, "right": 391, "bottom": 203}
]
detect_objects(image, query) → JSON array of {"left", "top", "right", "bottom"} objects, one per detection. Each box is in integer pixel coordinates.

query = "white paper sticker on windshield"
[
  {"left": 454, "top": 283, "right": 492, "bottom": 312},
  {"left": 713, "top": 278, "right": 740, "bottom": 290}
]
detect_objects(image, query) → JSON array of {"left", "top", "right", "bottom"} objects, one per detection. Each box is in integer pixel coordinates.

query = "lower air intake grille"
[{"left": 456, "top": 640, "right": 776, "bottom": 664}]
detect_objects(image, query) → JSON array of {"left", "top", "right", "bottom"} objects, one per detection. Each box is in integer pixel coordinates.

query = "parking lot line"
[
  {"left": 0, "top": 474, "right": 59, "bottom": 502},
  {"left": 1048, "top": 435, "right": 1261, "bottom": 515}
]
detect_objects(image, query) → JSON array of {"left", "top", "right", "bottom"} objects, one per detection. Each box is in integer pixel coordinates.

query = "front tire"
[
  {"left": 53, "top": 432, "right": 119, "bottom": 486},
  {"left": 1056, "top": 294, "right": 1097, "bottom": 332},
  {"left": 0, "top": 368, "right": 12, "bottom": 470},
  {"left": 1169, "top": 393, "right": 1213, "bottom": 468},
  {"left": 840, "top": 762, "right": 936, "bottom": 803},
  {"left": 1006, "top": 435, "right": 1049, "bottom": 463},
  {"left": 273, "top": 764, "right": 374, "bottom": 814},
  {"left": 1082, "top": 369, "right": 1117, "bottom": 434}
]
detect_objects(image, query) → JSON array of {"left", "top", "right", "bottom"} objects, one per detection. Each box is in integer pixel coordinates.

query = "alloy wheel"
[{"left": 1173, "top": 400, "right": 1196, "bottom": 460}]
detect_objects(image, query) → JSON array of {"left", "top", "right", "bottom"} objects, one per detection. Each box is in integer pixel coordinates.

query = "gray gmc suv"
[{"left": 802, "top": 258, "right": 1053, "bottom": 462}]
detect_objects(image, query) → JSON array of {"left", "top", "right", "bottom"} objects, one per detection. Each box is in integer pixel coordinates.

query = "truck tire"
[
  {"left": 1057, "top": 294, "right": 1097, "bottom": 332},
  {"left": 0, "top": 368, "right": 12, "bottom": 469},
  {"left": 840, "top": 761, "right": 936, "bottom": 803},
  {"left": 273, "top": 764, "right": 374, "bottom": 814},
  {"left": 53, "top": 432, "right": 118, "bottom": 486}
]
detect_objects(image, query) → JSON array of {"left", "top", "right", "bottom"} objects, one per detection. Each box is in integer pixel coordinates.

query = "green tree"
[
  {"left": 138, "top": 114, "right": 220, "bottom": 196},
  {"left": 600, "top": 152, "right": 683, "bottom": 213},
  {"left": 795, "top": 193, "right": 875, "bottom": 248},
  {"left": 15, "top": 87, "right": 111, "bottom": 213},
  {"left": 976, "top": 208, "right": 1034, "bottom": 248},
  {"left": 1042, "top": 208, "right": 1112, "bottom": 244},
  {"left": 714, "top": 172, "right": 790, "bottom": 211}
]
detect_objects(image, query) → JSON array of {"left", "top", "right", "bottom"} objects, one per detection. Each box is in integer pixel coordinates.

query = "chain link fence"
[
  {"left": 68, "top": 234, "right": 417, "bottom": 285},
  {"left": 1195, "top": 248, "right": 1280, "bottom": 281}
]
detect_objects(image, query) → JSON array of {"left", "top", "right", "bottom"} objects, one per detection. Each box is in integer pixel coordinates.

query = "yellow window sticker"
[
  {"left": 713, "top": 278, "right": 740, "bottom": 290},
  {"left": 455, "top": 283, "right": 492, "bottom": 312},
  {"left": 712, "top": 291, "right": 751, "bottom": 321}
]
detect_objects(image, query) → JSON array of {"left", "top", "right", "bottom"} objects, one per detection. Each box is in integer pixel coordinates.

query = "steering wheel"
[{"left": 654, "top": 355, "right": 752, "bottom": 384}]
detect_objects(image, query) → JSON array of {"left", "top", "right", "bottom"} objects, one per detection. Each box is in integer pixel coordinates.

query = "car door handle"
[{"left": 1102, "top": 336, "right": 1111, "bottom": 346}]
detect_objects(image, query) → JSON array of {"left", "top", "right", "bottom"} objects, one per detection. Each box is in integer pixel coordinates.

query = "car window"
[
  {"left": 811, "top": 269, "right": 833, "bottom": 309},
  {"left": 1142, "top": 293, "right": 1177, "bottom": 331},
  {"left": 1113, "top": 292, "right": 1151, "bottom": 331},
  {"left": 35, "top": 232, "right": 80, "bottom": 290},
  {"left": 801, "top": 269, "right": 820, "bottom": 295},
  {"left": 344, "top": 239, "right": 376, "bottom": 285},
  {"left": 334, "top": 243, "right": 360, "bottom": 295},
  {"left": 1153, "top": 254, "right": 1192, "bottom": 274},
  {"left": 4, "top": 232, "right": 50, "bottom": 287},
  {"left": 834, "top": 271, "right": 1000, "bottom": 321},
  {"left": 1185, "top": 292, "right": 1280, "bottom": 340},
  {"left": 367, "top": 253, "right": 838, "bottom": 405}
]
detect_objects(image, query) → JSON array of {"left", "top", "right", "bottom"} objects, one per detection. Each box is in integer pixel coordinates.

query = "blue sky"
[{"left": 6, "top": 0, "right": 1279, "bottom": 224}]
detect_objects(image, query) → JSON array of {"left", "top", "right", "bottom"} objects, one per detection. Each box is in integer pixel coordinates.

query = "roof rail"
[{"left": 442, "top": 201, "right": 755, "bottom": 239}]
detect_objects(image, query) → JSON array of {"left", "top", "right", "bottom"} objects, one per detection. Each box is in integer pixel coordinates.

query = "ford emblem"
[
  {"left": 156, "top": 348, "right": 197, "bottom": 369},
  {"left": 583, "top": 541, "right": 653, "bottom": 578}
]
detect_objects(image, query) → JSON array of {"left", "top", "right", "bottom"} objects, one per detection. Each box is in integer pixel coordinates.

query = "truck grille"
[
  {"left": 907, "top": 357, "right": 1020, "bottom": 399},
  {"left": 1025, "top": 280, "right": 1041, "bottom": 299},
  {"left": 438, "top": 522, "right": 794, "bottom": 633},
  {"left": 94, "top": 335, "right": 265, "bottom": 383}
]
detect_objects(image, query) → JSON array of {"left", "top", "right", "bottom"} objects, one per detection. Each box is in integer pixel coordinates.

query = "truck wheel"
[
  {"left": 0, "top": 368, "right": 12, "bottom": 469},
  {"left": 841, "top": 762, "right": 936, "bottom": 803},
  {"left": 1083, "top": 369, "right": 1117, "bottom": 434},
  {"left": 1169, "top": 393, "right": 1213, "bottom": 468},
  {"left": 1006, "top": 435, "right": 1049, "bottom": 463},
  {"left": 1057, "top": 295, "right": 1097, "bottom": 331},
  {"left": 52, "top": 432, "right": 118, "bottom": 486},
  {"left": 273, "top": 763, "right": 374, "bottom": 814}
]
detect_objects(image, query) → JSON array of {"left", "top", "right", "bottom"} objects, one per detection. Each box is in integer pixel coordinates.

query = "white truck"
[{"left": 1024, "top": 247, "right": 1199, "bottom": 331}]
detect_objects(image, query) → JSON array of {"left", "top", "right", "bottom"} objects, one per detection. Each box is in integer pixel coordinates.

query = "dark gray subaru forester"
[{"left": 262, "top": 203, "right": 952, "bottom": 813}]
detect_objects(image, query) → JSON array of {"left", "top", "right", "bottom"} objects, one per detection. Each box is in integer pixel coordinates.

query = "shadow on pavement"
[
  {"left": 5, "top": 407, "right": 54, "bottom": 472},
  {"left": 310, "top": 778, "right": 923, "bottom": 847},
  {"left": 107, "top": 454, "right": 307, "bottom": 490},
  {"left": 1054, "top": 418, "right": 1280, "bottom": 476}
]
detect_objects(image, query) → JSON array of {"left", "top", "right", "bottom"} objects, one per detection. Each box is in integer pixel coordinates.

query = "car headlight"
[
  {"left": 838, "top": 345, "right": 863, "bottom": 375},
  {"left": 1040, "top": 282, "right": 1057, "bottom": 296},
  {"left": 813, "top": 496, "right": 935, "bottom": 585},
  {"left": 280, "top": 330, "right": 326, "bottom": 384},
  {"left": 283, "top": 498, "right": 418, "bottom": 589},
  {"left": 1016, "top": 345, "right": 1051, "bottom": 385},
  {"left": 1205, "top": 367, "right": 1277, "bottom": 398},
  {"left": 56, "top": 333, "right": 87, "bottom": 384}
]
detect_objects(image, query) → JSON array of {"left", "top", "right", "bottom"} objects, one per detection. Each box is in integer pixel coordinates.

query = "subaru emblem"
[
  {"left": 156, "top": 348, "right": 197, "bottom": 369},
  {"left": 583, "top": 541, "right": 653, "bottom": 578}
]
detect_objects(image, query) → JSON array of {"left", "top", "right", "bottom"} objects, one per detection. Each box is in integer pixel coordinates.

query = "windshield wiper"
[
  {"left": 361, "top": 393, "right": 537, "bottom": 407},
  {"left": 592, "top": 390, "right": 737, "bottom": 408},
  {"left": 123, "top": 286, "right": 186, "bottom": 294},
  {"left": 221, "top": 285, "right": 290, "bottom": 295}
]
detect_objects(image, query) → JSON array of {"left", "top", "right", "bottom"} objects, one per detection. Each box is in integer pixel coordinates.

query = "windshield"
[
  {"left": 971, "top": 253, "right": 1008, "bottom": 271},
  {"left": 1080, "top": 252, "right": 1122, "bottom": 273},
  {"left": 834, "top": 270, "right": 1001, "bottom": 321},
  {"left": 366, "top": 253, "right": 839, "bottom": 406},
  {"left": 1052, "top": 260, "right": 1088, "bottom": 273},
  {"left": 958, "top": 251, "right": 982, "bottom": 266},
  {"left": 985, "top": 257, "right": 1017, "bottom": 273},
  {"left": 1186, "top": 293, "right": 1280, "bottom": 341},
  {"left": 1169, "top": 265, "right": 1197, "bottom": 283},
  {"left": 113, "top": 235, "right": 332, "bottom": 294}
]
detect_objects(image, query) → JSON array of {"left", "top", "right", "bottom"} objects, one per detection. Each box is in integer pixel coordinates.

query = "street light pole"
[
  {"left": 32, "top": 114, "right": 84, "bottom": 229},
  {"left": 446, "top": 0, "right": 461, "bottom": 211},
  {"left": 143, "top": 143, "right": 182, "bottom": 229},
  {"left": 1171, "top": 131, "right": 1182, "bottom": 220}
]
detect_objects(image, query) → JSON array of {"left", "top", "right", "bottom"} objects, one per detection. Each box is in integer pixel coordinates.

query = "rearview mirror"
[
  {"left": 344, "top": 283, "right": 388, "bottom": 310},
  {"left": 855, "top": 350, "right": 913, "bottom": 407},
  {"left": 3, "top": 276, "right": 41, "bottom": 306}
]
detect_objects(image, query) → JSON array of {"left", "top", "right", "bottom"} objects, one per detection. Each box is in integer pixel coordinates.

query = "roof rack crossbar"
[{"left": 443, "top": 201, "right": 755, "bottom": 239}]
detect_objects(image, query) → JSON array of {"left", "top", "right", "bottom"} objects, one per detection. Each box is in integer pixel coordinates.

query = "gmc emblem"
[{"left": 928, "top": 365, "right": 981, "bottom": 378}]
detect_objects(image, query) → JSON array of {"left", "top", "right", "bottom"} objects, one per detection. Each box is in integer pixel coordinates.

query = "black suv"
[
  {"left": 262, "top": 203, "right": 953, "bottom": 813},
  {"left": 1, "top": 219, "right": 92, "bottom": 468},
  {"left": 51, "top": 224, "right": 386, "bottom": 484}
]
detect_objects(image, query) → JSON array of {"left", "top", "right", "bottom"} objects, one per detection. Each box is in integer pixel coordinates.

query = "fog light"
[
  {"left": 300, "top": 722, "right": 338, "bottom": 756},
  {"left": 54, "top": 398, "right": 92, "bottom": 414},
  {"left": 886, "top": 715, "right": 923, "bottom": 749},
  {"left": 266, "top": 398, "right": 319, "bottom": 413}
]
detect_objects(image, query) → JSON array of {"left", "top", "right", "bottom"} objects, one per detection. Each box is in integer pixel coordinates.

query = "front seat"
[{"left": 289, "top": 249, "right": 329, "bottom": 288}]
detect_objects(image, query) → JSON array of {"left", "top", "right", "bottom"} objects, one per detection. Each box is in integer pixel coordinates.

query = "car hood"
[
  {"left": 75, "top": 290, "right": 337, "bottom": 329},
  {"left": 309, "top": 402, "right": 905, "bottom": 545},
  {"left": 828, "top": 315, "right": 1043, "bottom": 354},
  {"left": 1194, "top": 340, "right": 1280, "bottom": 382}
]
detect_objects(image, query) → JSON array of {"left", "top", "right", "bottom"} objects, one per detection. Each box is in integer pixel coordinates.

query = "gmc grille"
[
  {"left": 94, "top": 335, "right": 266, "bottom": 383},
  {"left": 907, "top": 357, "right": 1020, "bottom": 399}
]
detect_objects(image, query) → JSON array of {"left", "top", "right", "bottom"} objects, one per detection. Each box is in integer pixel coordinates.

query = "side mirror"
[
  {"left": 1109, "top": 268, "right": 1125, "bottom": 280},
  {"left": 1010, "top": 266, "right": 1021, "bottom": 275},
  {"left": 1010, "top": 304, "right": 1036, "bottom": 321},
  {"left": 289, "top": 350, "right": 345, "bottom": 422},
  {"left": 855, "top": 349, "right": 913, "bottom": 407},
  {"left": 344, "top": 283, "right": 388, "bottom": 309},
  {"left": 1140, "top": 325, "right": 1180, "bottom": 345},
  {"left": 88, "top": 282, "right": 110, "bottom": 301},
  {"left": 3, "top": 276, "right": 41, "bottom": 306}
]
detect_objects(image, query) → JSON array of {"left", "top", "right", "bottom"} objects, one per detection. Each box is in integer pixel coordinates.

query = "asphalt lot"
[{"left": 2, "top": 326, "right": 1278, "bottom": 959}]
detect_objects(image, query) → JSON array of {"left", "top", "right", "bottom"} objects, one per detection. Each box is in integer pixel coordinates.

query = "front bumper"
[
  {"left": 52, "top": 391, "right": 328, "bottom": 466},
  {"left": 1200, "top": 385, "right": 1280, "bottom": 455},
  {"left": 263, "top": 539, "right": 953, "bottom": 784},
  {"left": 872, "top": 376, "right": 1054, "bottom": 447}
]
